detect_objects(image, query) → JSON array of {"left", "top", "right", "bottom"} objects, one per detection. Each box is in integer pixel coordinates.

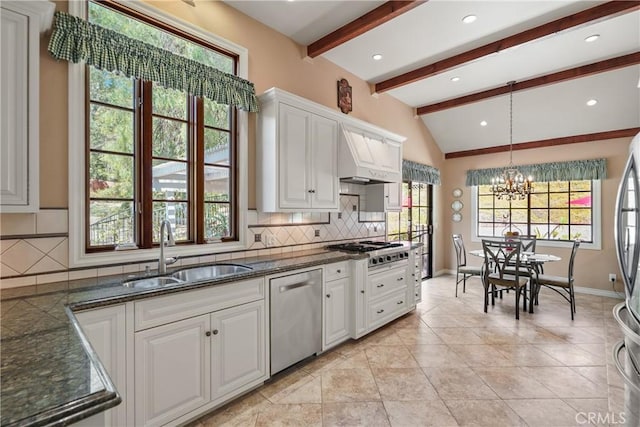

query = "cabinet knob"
[
  {"left": 336, "top": 269, "right": 341, "bottom": 273},
  {"left": 360, "top": 290, "right": 365, "bottom": 294},
  {"left": 377, "top": 309, "right": 384, "bottom": 314},
  {"left": 213, "top": 329, "right": 219, "bottom": 335},
  {"left": 326, "top": 294, "right": 331, "bottom": 298},
  {"left": 205, "top": 331, "right": 211, "bottom": 337}
]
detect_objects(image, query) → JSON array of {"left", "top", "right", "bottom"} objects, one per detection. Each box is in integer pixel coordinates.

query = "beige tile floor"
[{"left": 188, "top": 275, "right": 629, "bottom": 427}]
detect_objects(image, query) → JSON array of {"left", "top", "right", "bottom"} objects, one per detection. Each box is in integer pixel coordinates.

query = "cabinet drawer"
[
  {"left": 368, "top": 267, "right": 406, "bottom": 299},
  {"left": 368, "top": 289, "right": 407, "bottom": 329},
  {"left": 325, "top": 261, "right": 350, "bottom": 281},
  {"left": 134, "top": 278, "right": 265, "bottom": 331}
]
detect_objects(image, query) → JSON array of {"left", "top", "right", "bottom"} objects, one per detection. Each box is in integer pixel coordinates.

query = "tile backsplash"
[{"left": 0, "top": 188, "right": 386, "bottom": 288}]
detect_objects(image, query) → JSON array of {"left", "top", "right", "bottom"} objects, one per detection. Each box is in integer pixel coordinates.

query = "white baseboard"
[
  {"left": 430, "top": 271, "right": 625, "bottom": 300},
  {"left": 574, "top": 286, "right": 624, "bottom": 300}
]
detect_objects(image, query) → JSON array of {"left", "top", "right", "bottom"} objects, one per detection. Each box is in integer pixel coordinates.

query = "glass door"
[{"left": 387, "top": 181, "right": 433, "bottom": 279}]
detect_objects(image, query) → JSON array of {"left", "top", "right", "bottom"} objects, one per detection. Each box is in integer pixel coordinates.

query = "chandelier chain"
[{"left": 509, "top": 80, "right": 514, "bottom": 166}]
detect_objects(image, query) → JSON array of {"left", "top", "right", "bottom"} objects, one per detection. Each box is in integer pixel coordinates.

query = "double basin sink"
[{"left": 123, "top": 264, "right": 252, "bottom": 289}]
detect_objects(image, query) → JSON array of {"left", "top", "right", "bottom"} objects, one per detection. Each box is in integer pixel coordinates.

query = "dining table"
[{"left": 468, "top": 249, "right": 562, "bottom": 313}]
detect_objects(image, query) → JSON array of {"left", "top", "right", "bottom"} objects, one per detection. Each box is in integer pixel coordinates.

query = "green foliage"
[{"left": 86, "top": 2, "right": 236, "bottom": 247}]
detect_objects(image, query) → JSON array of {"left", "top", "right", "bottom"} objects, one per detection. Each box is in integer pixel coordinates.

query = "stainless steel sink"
[
  {"left": 123, "top": 276, "right": 183, "bottom": 289},
  {"left": 172, "top": 264, "right": 252, "bottom": 282}
]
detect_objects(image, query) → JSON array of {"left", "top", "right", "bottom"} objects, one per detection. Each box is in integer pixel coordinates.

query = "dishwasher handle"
[{"left": 279, "top": 280, "right": 316, "bottom": 293}]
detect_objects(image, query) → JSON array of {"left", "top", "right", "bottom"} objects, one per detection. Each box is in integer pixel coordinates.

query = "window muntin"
[
  {"left": 86, "top": 1, "right": 237, "bottom": 250},
  {"left": 477, "top": 180, "right": 593, "bottom": 242}
]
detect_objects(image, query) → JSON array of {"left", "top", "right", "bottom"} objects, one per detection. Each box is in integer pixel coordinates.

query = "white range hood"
[{"left": 338, "top": 123, "right": 405, "bottom": 184}]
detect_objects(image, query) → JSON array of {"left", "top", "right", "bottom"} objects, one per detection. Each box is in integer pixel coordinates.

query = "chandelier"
[{"left": 491, "top": 81, "right": 533, "bottom": 201}]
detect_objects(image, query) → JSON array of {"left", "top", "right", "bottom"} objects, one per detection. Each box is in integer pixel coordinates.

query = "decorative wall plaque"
[{"left": 337, "top": 78, "right": 352, "bottom": 114}]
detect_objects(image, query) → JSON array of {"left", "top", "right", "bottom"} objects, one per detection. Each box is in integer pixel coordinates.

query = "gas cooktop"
[{"left": 325, "top": 240, "right": 404, "bottom": 253}]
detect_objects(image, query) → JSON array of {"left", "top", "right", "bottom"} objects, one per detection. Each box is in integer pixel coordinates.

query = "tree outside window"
[{"left": 87, "top": 2, "right": 237, "bottom": 250}]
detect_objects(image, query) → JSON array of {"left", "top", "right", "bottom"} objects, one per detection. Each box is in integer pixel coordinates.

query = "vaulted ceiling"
[{"left": 224, "top": 0, "right": 640, "bottom": 158}]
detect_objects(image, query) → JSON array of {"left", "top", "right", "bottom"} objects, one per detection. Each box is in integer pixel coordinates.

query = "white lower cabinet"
[
  {"left": 211, "top": 300, "right": 266, "bottom": 403},
  {"left": 323, "top": 261, "right": 352, "bottom": 350},
  {"left": 364, "top": 263, "right": 410, "bottom": 333},
  {"left": 133, "top": 281, "right": 268, "bottom": 427},
  {"left": 75, "top": 304, "right": 127, "bottom": 427},
  {"left": 135, "top": 315, "right": 211, "bottom": 427}
]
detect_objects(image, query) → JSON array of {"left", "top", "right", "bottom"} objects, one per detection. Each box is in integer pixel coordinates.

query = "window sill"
[{"left": 70, "top": 240, "right": 247, "bottom": 269}]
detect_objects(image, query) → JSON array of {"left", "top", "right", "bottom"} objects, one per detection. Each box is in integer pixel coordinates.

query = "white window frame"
[
  {"left": 68, "top": 0, "right": 249, "bottom": 267},
  {"left": 470, "top": 180, "right": 601, "bottom": 250}
]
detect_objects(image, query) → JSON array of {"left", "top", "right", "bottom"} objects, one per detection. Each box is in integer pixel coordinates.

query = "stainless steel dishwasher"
[{"left": 270, "top": 269, "right": 322, "bottom": 375}]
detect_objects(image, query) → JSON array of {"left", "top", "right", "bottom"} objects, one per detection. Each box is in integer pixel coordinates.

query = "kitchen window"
[
  {"left": 67, "top": 0, "right": 250, "bottom": 267},
  {"left": 86, "top": 1, "right": 237, "bottom": 251},
  {"left": 473, "top": 180, "right": 601, "bottom": 248}
]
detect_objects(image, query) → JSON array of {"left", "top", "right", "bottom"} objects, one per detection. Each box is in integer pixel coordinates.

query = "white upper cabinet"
[
  {"left": 363, "top": 183, "right": 403, "bottom": 212},
  {"left": 258, "top": 92, "right": 339, "bottom": 212},
  {"left": 0, "top": 1, "right": 53, "bottom": 212},
  {"left": 257, "top": 88, "right": 406, "bottom": 212}
]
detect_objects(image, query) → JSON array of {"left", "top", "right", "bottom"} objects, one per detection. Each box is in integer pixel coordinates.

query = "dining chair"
[
  {"left": 505, "top": 235, "right": 539, "bottom": 276},
  {"left": 481, "top": 239, "right": 530, "bottom": 319},
  {"left": 452, "top": 234, "right": 483, "bottom": 297},
  {"left": 533, "top": 240, "right": 580, "bottom": 320}
]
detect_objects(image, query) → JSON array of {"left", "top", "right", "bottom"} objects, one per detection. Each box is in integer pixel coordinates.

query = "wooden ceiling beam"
[
  {"left": 444, "top": 128, "right": 640, "bottom": 159},
  {"left": 417, "top": 52, "right": 640, "bottom": 115},
  {"left": 306, "top": 1, "right": 427, "bottom": 58},
  {"left": 375, "top": 1, "right": 640, "bottom": 93}
]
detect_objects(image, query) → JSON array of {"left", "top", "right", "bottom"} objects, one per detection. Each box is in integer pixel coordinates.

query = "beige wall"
[
  {"left": 442, "top": 137, "right": 631, "bottom": 292},
  {"left": 8, "top": 0, "right": 628, "bottom": 291},
  {"left": 37, "top": 0, "right": 443, "bottom": 207}
]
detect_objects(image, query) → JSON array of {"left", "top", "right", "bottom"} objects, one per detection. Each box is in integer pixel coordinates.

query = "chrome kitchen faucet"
[{"left": 158, "top": 220, "right": 178, "bottom": 274}]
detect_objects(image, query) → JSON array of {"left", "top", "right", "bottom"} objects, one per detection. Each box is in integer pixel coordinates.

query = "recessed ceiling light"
[
  {"left": 480, "top": 120, "right": 488, "bottom": 127},
  {"left": 586, "top": 99, "right": 598, "bottom": 106},
  {"left": 372, "top": 54, "right": 383, "bottom": 61},
  {"left": 462, "top": 15, "right": 477, "bottom": 24},
  {"left": 584, "top": 34, "right": 600, "bottom": 43},
  {"left": 451, "top": 76, "right": 461, "bottom": 82}
]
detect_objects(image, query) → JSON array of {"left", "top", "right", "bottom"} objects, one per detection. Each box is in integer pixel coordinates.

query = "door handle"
[{"left": 279, "top": 281, "right": 313, "bottom": 293}]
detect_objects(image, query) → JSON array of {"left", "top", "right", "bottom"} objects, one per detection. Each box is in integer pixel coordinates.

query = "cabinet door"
[
  {"left": 76, "top": 305, "right": 127, "bottom": 427},
  {"left": 0, "top": 7, "right": 30, "bottom": 210},
  {"left": 135, "top": 315, "right": 210, "bottom": 427},
  {"left": 324, "top": 277, "right": 350, "bottom": 348},
  {"left": 385, "top": 183, "right": 403, "bottom": 211},
  {"left": 278, "top": 103, "right": 311, "bottom": 209},
  {"left": 211, "top": 300, "right": 267, "bottom": 403},
  {"left": 310, "top": 115, "right": 339, "bottom": 210}
]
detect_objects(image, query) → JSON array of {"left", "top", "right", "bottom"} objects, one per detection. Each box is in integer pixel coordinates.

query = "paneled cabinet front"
[
  {"left": 323, "top": 261, "right": 351, "bottom": 349},
  {"left": 133, "top": 281, "right": 268, "bottom": 427},
  {"left": 0, "top": 1, "right": 52, "bottom": 212},
  {"left": 257, "top": 98, "right": 339, "bottom": 212}
]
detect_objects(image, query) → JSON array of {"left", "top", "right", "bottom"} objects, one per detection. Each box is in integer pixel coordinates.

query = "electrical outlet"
[
  {"left": 254, "top": 233, "right": 261, "bottom": 242},
  {"left": 609, "top": 273, "right": 617, "bottom": 283},
  {"left": 337, "top": 212, "right": 342, "bottom": 219},
  {"left": 314, "top": 229, "right": 320, "bottom": 237}
]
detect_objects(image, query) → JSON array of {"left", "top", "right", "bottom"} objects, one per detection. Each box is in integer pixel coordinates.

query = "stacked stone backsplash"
[{"left": 0, "top": 190, "right": 385, "bottom": 288}]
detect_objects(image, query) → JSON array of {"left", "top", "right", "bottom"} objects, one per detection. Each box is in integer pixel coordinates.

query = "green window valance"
[
  {"left": 403, "top": 160, "right": 441, "bottom": 185},
  {"left": 465, "top": 158, "right": 607, "bottom": 186},
  {"left": 48, "top": 11, "right": 259, "bottom": 112}
]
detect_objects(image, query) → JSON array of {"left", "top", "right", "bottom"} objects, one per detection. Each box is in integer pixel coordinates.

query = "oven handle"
[{"left": 368, "top": 261, "right": 409, "bottom": 272}]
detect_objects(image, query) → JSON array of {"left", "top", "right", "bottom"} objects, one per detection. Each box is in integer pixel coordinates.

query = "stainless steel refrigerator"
[{"left": 614, "top": 131, "right": 640, "bottom": 424}]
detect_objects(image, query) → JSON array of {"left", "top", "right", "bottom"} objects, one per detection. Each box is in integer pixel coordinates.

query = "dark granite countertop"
[{"left": 0, "top": 248, "right": 366, "bottom": 427}]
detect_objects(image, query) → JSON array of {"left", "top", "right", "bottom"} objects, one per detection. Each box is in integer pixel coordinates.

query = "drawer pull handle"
[
  {"left": 377, "top": 309, "right": 385, "bottom": 314},
  {"left": 397, "top": 300, "right": 404, "bottom": 305},
  {"left": 397, "top": 277, "right": 404, "bottom": 281},
  {"left": 377, "top": 284, "right": 384, "bottom": 288},
  {"left": 213, "top": 329, "right": 219, "bottom": 335}
]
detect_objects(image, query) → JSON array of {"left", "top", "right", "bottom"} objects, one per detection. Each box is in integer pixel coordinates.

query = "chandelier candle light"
[{"left": 491, "top": 81, "right": 533, "bottom": 201}]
